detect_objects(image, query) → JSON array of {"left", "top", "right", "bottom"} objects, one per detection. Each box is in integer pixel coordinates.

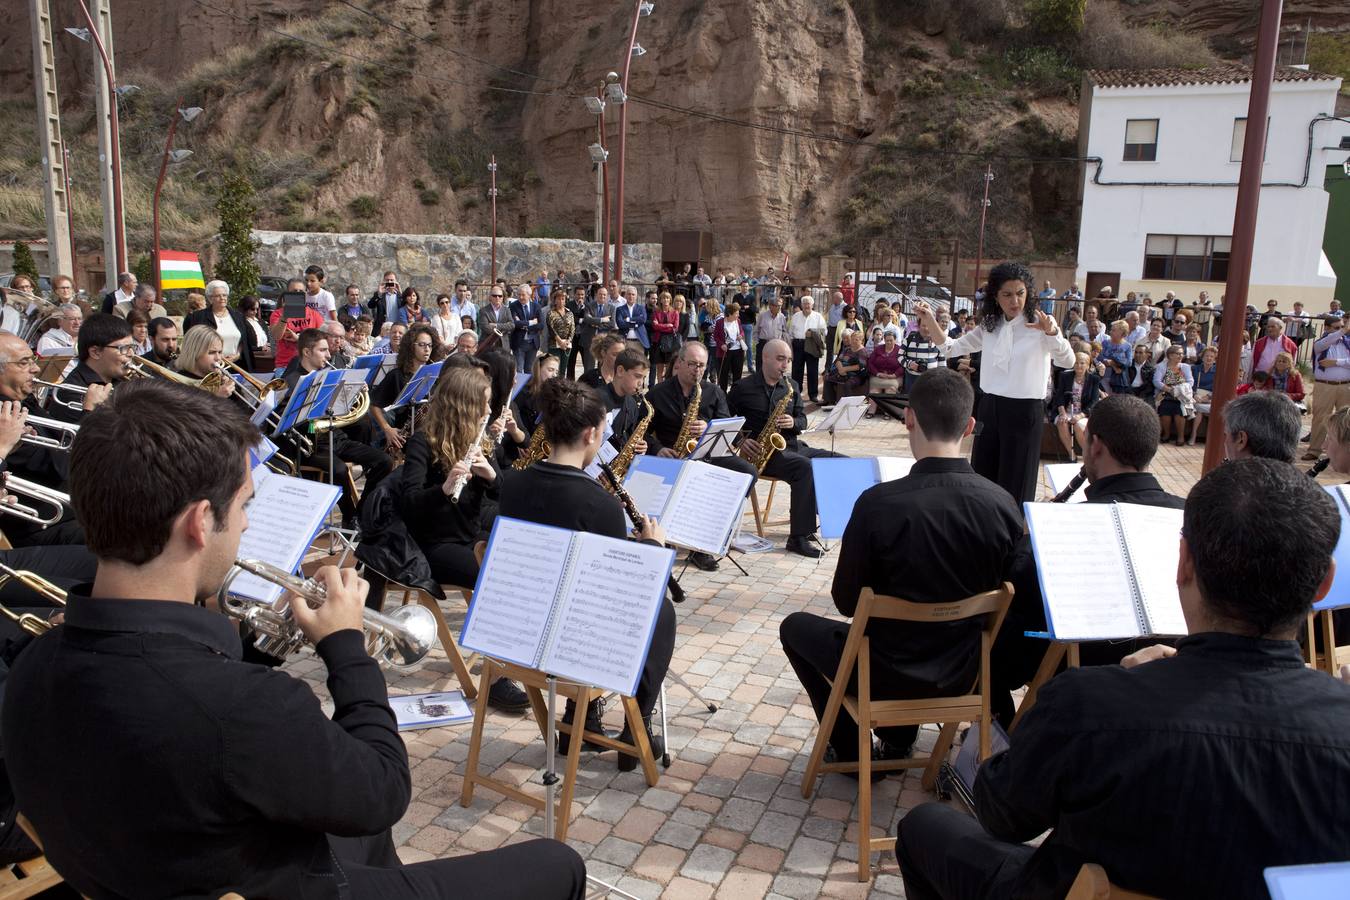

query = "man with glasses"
[
  {"left": 113, "top": 283, "right": 166, "bottom": 321},
  {"left": 323, "top": 320, "right": 353, "bottom": 369},
  {"left": 476, "top": 287, "right": 514, "bottom": 353},
  {"left": 367, "top": 270, "right": 401, "bottom": 334},
  {"left": 36, "top": 304, "right": 82, "bottom": 357},
  {"left": 48, "top": 313, "right": 128, "bottom": 427}
]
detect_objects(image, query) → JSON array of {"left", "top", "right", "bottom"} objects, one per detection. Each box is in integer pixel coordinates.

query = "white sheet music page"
[
  {"left": 1115, "top": 504, "right": 1187, "bottom": 636},
  {"left": 661, "top": 461, "right": 753, "bottom": 555},
  {"left": 1044, "top": 463, "right": 1086, "bottom": 503},
  {"left": 233, "top": 469, "right": 341, "bottom": 607},
  {"left": 624, "top": 471, "right": 674, "bottom": 518},
  {"left": 875, "top": 457, "right": 916, "bottom": 482},
  {"left": 461, "top": 518, "right": 574, "bottom": 668},
  {"left": 542, "top": 534, "right": 673, "bottom": 695},
  {"left": 1024, "top": 503, "right": 1142, "bottom": 640}
]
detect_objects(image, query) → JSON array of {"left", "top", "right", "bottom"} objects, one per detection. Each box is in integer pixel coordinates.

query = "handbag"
[
  {"left": 805, "top": 328, "right": 825, "bottom": 358},
  {"left": 658, "top": 332, "right": 679, "bottom": 355}
]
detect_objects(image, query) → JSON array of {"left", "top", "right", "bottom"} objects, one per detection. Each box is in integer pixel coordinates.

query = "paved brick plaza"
[{"left": 291, "top": 416, "right": 1316, "bottom": 899}]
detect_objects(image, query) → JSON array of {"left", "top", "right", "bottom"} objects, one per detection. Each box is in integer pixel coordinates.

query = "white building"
[{"left": 1075, "top": 65, "right": 1350, "bottom": 312}]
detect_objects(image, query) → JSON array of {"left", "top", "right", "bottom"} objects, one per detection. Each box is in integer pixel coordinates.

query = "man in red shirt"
[{"left": 269, "top": 278, "right": 326, "bottom": 369}]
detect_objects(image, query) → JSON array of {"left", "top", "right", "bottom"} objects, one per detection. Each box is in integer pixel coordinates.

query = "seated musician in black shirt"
[
  {"left": 282, "top": 328, "right": 393, "bottom": 524},
  {"left": 781, "top": 368, "right": 1023, "bottom": 767},
  {"left": 46, "top": 313, "right": 127, "bottom": 427},
  {"left": 479, "top": 349, "right": 526, "bottom": 468},
  {"left": 994, "top": 394, "right": 1184, "bottom": 723},
  {"left": 579, "top": 331, "right": 626, "bottom": 391},
  {"left": 727, "top": 338, "right": 844, "bottom": 558},
  {"left": 143, "top": 316, "right": 179, "bottom": 367},
  {"left": 369, "top": 323, "right": 440, "bottom": 455},
  {"left": 647, "top": 341, "right": 758, "bottom": 570},
  {"left": 601, "top": 347, "right": 663, "bottom": 456},
  {"left": 1, "top": 378, "right": 586, "bottom": 900},
  {"left": 497, "top": 378, "right": 677, "bottom": 770},
  {"left": 899, "top": 457, "right": 1350, "bottom": 900}
]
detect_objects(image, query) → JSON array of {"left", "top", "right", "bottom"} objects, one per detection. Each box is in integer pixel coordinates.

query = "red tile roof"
[{"left": 1085, "top": 65, "right": 1338, "bottom": 89}]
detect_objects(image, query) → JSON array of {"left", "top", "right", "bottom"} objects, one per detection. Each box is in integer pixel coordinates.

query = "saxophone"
[
  {"left": 512, "top": 425, "right": 551, "bottom": 469},
  {"left": 672, "top": 380, "right": 702, "bottom": 458},
  {"left": 743, "top": 380, "right": 792, "bottom": 473},
  {"left": 609, "top": 391, "right": 654, "bottom": 483}
]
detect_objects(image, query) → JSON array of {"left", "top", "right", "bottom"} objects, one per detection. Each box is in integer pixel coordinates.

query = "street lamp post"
[
  {"left": 610, "top": 0, "right": 653, "bottom": 285},
  {"left": 70, "top": 1, "right": 126, "bottom": 275},
  {"left": 972, "top": 165, "right": 994, "bottom": 296},
  {"left": 152, "top": 103, "right": 201, "bottom": 297},
  {"left": 586, "top": 80, "right": 613, "bottom": 279},
  {"left": 61, "top": 143, "right": 77, "bottom": 290},
  {"left": 488, "top": 156, "right": 499, "bottom": 284}
]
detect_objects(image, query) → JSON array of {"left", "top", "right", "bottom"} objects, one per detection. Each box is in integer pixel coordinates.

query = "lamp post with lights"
[
  {"left": 610, "top": 0, "right": 654, "bottom": 285},
  {"left": 152, "top": 103, "right": 202, "bottom": 296}
]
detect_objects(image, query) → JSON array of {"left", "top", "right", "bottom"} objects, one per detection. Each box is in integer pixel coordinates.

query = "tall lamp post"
[
  {"left": 67, "top": 2, "right": 126, "bottom": 276},
  {"left": 585, "top": 77, "right": 614, "bottom": 278},
  {"left": 972, "top": 165, "right": 994, "bottom": 296},
  {"left": 61, "top": 143, "right": 77, "bottom": 290},
  {"left": 152, "top": 103, "right": 202, "bottom": 297},
  {"left": 488, "top": 156, "right": 499, "bottom": 285},
  {"left": 610, "top": 0, "right": 654, "bottom": 285},
  {"left": 1202, "top": 0, "right": 1285, "bottom": 475}
]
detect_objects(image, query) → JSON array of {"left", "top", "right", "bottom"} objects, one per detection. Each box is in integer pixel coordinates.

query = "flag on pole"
[{"left": 159, "top": 251, "right": 206, "bottom": 290}]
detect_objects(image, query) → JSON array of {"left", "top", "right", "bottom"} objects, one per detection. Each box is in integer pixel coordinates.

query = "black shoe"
[
  {"left": 486, "top": 677, "right": 530, "bottom": 714},
  {"left": 617, "top": 715, "right": 665, "bottom": 772},
  {"left": 785, "top": 535, "right": 822, "bottom": 559},
  {"left": 559, "top": 698, "right": 611, "bottom": 754},
  {"left": 823, "top": 743, "right": 885, "bottom": 782},
  {"left": 688, "top": 551, "right": 719, "bottom": 572},
  {"left": 1301, "top": 434, "right": 1312, "bottom": 443},
  {"left": 875, "top": 738, "right": 914, "bottom": 761}
]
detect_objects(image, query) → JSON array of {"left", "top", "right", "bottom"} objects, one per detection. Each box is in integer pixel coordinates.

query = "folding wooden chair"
[
  {"left": 0, "top": 815, "right": 64, "bottom": 900},
  {"left": 387, "top": 582, "right": 478, "bottom": 699},
  {"left": 747, "top": 476, "right": 789, "bottom": 537},
  {"left": 1305, "top": 609, "right": 1350, "bottom": 676},
  {"left": 299, "top": 462, "right": 361, "bottom": 508},
  {"left": 1065, "top": 863, "right": 1160, "bottom": 900},
  {"left": 800, "top": 584, "right": 1013, "bottom": 881}
]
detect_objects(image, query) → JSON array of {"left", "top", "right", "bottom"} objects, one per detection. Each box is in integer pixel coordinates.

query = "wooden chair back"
[{"left": 1065, "top": 863, "right": 1160, "bottom": 900}]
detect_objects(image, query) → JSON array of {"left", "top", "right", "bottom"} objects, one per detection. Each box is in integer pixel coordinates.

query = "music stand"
[
  {"left": 806, "top": 395, "right": 867, "bottom": 454},
  {"left": 273, "top": 367, "right": 350, "bottom": 531}
]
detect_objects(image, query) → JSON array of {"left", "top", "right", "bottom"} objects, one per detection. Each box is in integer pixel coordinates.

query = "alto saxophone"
[
  {"left": 743, "top": 380, "right": 792, "bottom": 473},
  {"left": 512, "top": 425, "right": 551, "bottom": 469},
  {"left": 609, "top": 391, "right": 654, "bottom": 483},
  {"left": 673, "top": 380, "right": 702, "bottom": 458}
]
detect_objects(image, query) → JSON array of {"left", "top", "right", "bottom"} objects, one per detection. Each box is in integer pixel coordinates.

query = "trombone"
[
  {"left": 0, "top": 561, "right": 67, "bottom": 637},
  {"left": 0, "top": 475, "right": 69, "bottom": 527},
  {"left": 217, "top": 558, "right": 439, "bottom": 670},
  {"left": 124, "top": 354, "right": 229, "bottom": 393},
  {"left": 21, "top": 414, "right": 78, "bottom": 452},
  {"left": 33, "top": 379, "right": 89, "bottom": 413}
]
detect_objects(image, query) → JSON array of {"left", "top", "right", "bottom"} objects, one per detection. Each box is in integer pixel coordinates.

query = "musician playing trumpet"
[
  {"left": 46, "top": 313, "right": 125, "bottom": 427},
  {"left": 1, "top": 378, "right": 587, "bottom": 899}
]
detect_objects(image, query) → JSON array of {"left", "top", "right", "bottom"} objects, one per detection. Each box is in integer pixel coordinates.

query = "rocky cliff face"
[{"left": 2, "top": 0, "right": 1347, "bottom": 265}]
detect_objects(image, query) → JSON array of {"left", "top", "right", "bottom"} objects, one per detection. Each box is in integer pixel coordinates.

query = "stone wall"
[{"left": 251, "top": 231, "right": 662, "bottom": 290}]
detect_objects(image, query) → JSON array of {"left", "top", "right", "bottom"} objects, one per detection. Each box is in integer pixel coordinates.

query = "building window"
[
  {"left": 1230, "top": 118, "right": 1270, "bottom": 163},
  {"left": 1143, "top": 235, "right": 1231, "bottom": 282},
  {"left": 1123, "top": 119, "right": 1158, "bottom": 162}
]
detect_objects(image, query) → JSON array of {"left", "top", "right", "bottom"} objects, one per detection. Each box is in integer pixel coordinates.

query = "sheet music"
[
  {"left": 688, "top": 417, "right": 746, "bottom": 460},
  {"left": 1045, "top": 463, "right": 1086, "bottom": 503},
  {"left": 1116, "top": 504, "right": 1187, "bottom": 636},
  {"left": 807, "top": 396, "right": 867, "bottom": 433},
  {"left": 875, "top": 456, "right": 916, "bottom": 482},
  {"left": 542, "top": 534, "right": 673, "bottom": 695},
  {"left": 388, "top": 690, "right": 473, "bottom": 730},
  {"left": 661, "top": 461, "right": 753, "bottom": 555},
  {"left": 583, "top": 440, "right": 618, "bottom": 480},
  {"left": 329, "top": 369, "right": 368, "bottom": 416},
  {"left": 625, "top": 471, "right": 675, "bottom": 517},
  {"left": 232, "top": 469, "right": 341, "bottom": 606},
  {"left": 1025, "top": 503, "right": 1142, "bottom": 640},
  {"left": 461, "top": 518, "right": 574, "bottom": 668}
]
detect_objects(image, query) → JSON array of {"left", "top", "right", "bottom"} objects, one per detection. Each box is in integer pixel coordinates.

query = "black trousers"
[
  {"left": 333, "top": 830, "right": 587, "bottom": 900},
  {"left": 760, "top": 444, "right": 841, "bottom": 537},
  {"left": 970, "top": 394, "right": 1044, "bottom": 505},
  {"left": 791, "top": 339, "right": 821, "bottom": 401},
  {"left": 825, "top": 325, "right": 838, "bottom": 369},
  {"left": 421, "top": 541, "right": 480, "bottom": 589},
  {"left": 333, "top": 437, "right": 394, "bottom": 518},
  {"left": 636, "top": 598, "right": 677, "bottom": 717},
  {"left": 717, "top": 348, "right": 744, "bottom": 392},
  {"left": 896, "top": 803, "right": 1033, "bottom": 900},
  {"left": 780, "top": 612, "right": 935, "bottom": 755}
]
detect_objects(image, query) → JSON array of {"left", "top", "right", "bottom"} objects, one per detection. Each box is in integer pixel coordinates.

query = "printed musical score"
[{"left": 461, "top": 519, "right": 573, "bottom": 667}]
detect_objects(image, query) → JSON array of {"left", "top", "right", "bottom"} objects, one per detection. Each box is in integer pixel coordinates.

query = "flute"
[{"left": 449, "top": 412, "right": 492, "bottom": 502}]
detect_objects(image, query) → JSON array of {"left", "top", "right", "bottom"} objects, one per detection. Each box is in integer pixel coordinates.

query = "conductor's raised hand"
[
  {"left": 290, "top": 565, "right": 368, "bottom": 645},
  {"left": 1027, "top": 309, "right": 1059, "bottom": 335},
  {"left": 912, "top": 301, "right": 940, "bottom": 340}
]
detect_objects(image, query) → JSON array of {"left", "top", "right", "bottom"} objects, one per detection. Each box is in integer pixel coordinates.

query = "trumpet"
[
  {"left": 217, "top": 558, "right": 439, "bottom": 670},
  {"left": 0, "top": 561, "right": 68, "bottom": 637},
  {"left": 0, "top": 475, "right": 69, "bottom": 527},
  {"left": 34, "top": 379, "right": 89, "bottom": 413},
  {"left": 21, "top": 414, "right": 78, "bottom": 451}
]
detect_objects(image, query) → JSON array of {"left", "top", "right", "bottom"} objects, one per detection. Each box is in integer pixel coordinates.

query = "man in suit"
[
  {"left": 614, "top": 286, "right": 649, "bottom": 353},
  {"left": 476, "top": 286, "right": 515, "bottom": 355},
  {"left": 898, "top": 457, "right": 1350, "bottom": 900},
  {"left": 508, "top": 283, "right": 543, "bottom": 373},
  {"left": 99, "top": 271, "right": 136, "bottom": 314},
  {"left": 366, "top": 270, "right": 402, "bottom": 335},
  {"left": 574, "top": 285, "right": 614, "bottom": 378}
]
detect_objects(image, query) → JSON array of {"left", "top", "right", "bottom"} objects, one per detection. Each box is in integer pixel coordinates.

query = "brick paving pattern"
[{"left": 291, "top": 410, "right": 1327, "bottom": 898}]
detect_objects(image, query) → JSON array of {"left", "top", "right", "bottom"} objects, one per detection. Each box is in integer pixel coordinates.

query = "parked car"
[{"left": 855, "top": 272, "right": 970, "bottom": 318}]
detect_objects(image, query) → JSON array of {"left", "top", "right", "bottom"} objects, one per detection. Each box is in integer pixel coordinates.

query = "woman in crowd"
[
  {"left": 429, "top": 293, "right": 462, "bottom": 346},
  {"left": 546, "top": 290, "right": 576, "bottom": 370},
  {"left": 1053, "top": 351, "right": 1102, "bottom": 461},
  {"left": 914, "top": 261, "right": 1074, "bottom": 503},
  {"left": 698, "top": 298, "right": 722, "bottom": 354},
  {"left": 1178, "top": 323, "right": 1204, "bottom": 364},
  {"left": 185, "top": 292, "right": 207, "bottom": 314},
  {"left": 713, "top": 301, "right": 747, "bottom": 392},
  {"left": 1062, "top": 306, "right": 1083, "bottom": 340},
  {"left": 1269, "top": 351, "right": 1306, "bottom": 404},
  {"left": 865, "top": 328, "right": 902, "bottom": 417},
  {"left": 370, "top": 323, "right": 441, "bottom": 455},
  {"left": 823, "top": 329, "right": 868, "bottom": 406},
  {"left": 1189, "top": 344, "right": 1219, "bottom": 445},
  {"left": 832, "top": 305, "right": 863, "bottom": 358},
  {"left": 496, "top": 378, "right": 674, "bottom": 767},
  {"left": 649, "top": 292, "right": 681, "bottom": 383},
  {"left": 183, "top": 283, "right": 256, "bottom": 370},
  {"left": 239, "top": 296, "right": 271, "bottom": 356},
  {"left": 174, "top": 325, "right": 236, "bottom": 400},
  {"left": 126, "top": 310, "right": 151, "bottom": 356},
  {"left": 397, "top": 287, "right": 428, "bottom": 325},
  {"left": 678, "top": 295, "right": 701, "bottom": 346},
  {"left": 1154, "top": 343, "right": 1195, "bottom": 446},
  {"left": 1097, "top": 320, "right": 1133, "bottom": 394},
  {"left": 579, "top": 332, "right": 627, "bottom": 390}
]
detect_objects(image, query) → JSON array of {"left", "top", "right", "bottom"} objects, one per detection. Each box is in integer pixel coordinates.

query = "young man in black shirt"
[
  {"left": 899, "top": 458, "right": 1350, "bottom": 899},
  {"left": 2, "top": 378, "right": 586, "bottom": 899},
  {"left": 46, "top": 313, "right": 125, "bottom": 427},
  {"left": 780, "top": 368, "right": 1023, "bottom": 764},
  {"left": 727, "top": 338, "right": 842, "bottom": 557},
  {"left": 601, "top": 347, "right": 664, "bottom": 456}
]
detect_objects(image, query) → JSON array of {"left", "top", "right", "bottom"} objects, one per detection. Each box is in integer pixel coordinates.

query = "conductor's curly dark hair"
[{"left": 980, "top": 261, "right": 1038, "bottom": 332}]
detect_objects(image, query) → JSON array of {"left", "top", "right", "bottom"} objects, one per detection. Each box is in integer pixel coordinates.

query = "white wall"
[{"left": 1075, "top": 77, "right": 1350, "bottom": 310}]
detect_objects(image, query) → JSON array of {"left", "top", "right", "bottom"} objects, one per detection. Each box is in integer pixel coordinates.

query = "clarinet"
[
  {"left": 1307, "top": 457, "right": 1331, "bottom": 478},
  {"left": 1052, "top": 466, "right": 1088, "bottom": 502}
]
